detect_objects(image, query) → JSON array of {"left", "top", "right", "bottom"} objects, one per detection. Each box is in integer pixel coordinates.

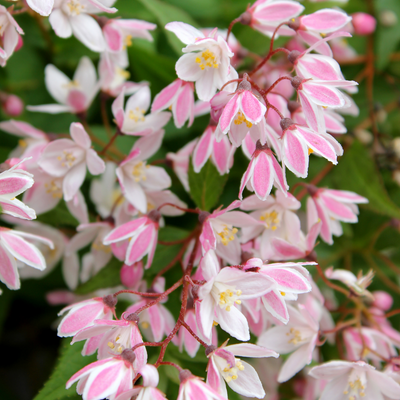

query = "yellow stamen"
[
  {"left": 195, "top": 49, "right": 219, "bottom": 70},
  {"left": 233, "top": 111, "right": 253, "bottom": 128}
]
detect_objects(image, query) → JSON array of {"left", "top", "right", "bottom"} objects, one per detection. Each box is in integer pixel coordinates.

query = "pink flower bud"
[
  {"left": 351, "top": 13, "right": 376, "bottom": 36},
  {"left": 15, "top": 35, "right": 23, "bottom": 52},
  {"left": 3, "top": 95, "right": 24, "bottom": 116},
  {"left": 120, "top": 262, "right": 144, "bottom": 288},
  {"left": 372, "top": 290, "right": 393, "bottom": 311}
]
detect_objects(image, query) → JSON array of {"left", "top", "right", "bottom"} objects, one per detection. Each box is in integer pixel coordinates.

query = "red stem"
[
  {"left": 180, "top": 319, "right": 208, "bottom": 347},
  {"left": 264, "top": 76, "right": 292, "bottom": 95},
  {"left": 99, "top": 131, "right": 119, "bottom": 156},
  {"left": 113, "top": 289, "right": 162, "bottom": 297},
  {"left": 226, "top": 18, "right": 240, "bottom": 41},
  {"left": 157, "top": 203, "right": 199, "bottom": 214},
  {"left": 249, "top": 46, "right": 290, "bottom": 77}
]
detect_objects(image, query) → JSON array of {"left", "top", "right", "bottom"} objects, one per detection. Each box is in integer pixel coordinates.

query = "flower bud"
[
  {"left": 148, "top": 209, "right": 161, "bottom": 222},
  {"left": 239, "top": 11, "right": 252, "bottom": 26},
  {"left": 280, "top": 118, "right": 295, "bottom": 132},
  {"left": 179, "top": 369, "right": 193, "bottom": 383},
  {"left": 124, "top": 312, "right": 140, "bottom": 323},
  {"left": 287, "top": 100, "right": 301, "bottom": 113},
  {"left": 291, "top": 76, "right": 303, "bottom": 90},
  {"left": 288, "top": 50, "right": 301, "bottom": 64},
  {"left": 351, "top": 13, "right": 376, "bottom": 36},
  {"left": 372, "top": 291, "right": 393, "bottom": 311},
  {"left": 2, "top": 95, "right": 24, "bottom": 116},
  {"left": 120, "top": 262, "right": 143, "bottom": 288},
  {"left": 103, "top": 294, "right": 118, "bottom": 308},
  {"left": 288, "top": 17, "right": 300, "bottom": 31},
  {"left": 121, "top": 348, "right": 136, "bottom": 364},
  {"left": 205, "top": 345, "right": 217, "bottom": 357},
  {"left": 198, "top": 211, "right": 210, "bottom": 224},
  {"left": 15, "top": 35, "right": 23, "bottom": 52}
]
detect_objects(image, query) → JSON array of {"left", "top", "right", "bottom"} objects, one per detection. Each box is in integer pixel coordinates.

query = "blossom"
[
  {"left": 166, "top": 22, "right": 235, "bottom": 101},
  {"left": 309, "top": 360, "right": 400, "bottom": 400},
  {"left": 28, "top": 57, "right": 100, "bottom": 114},
  {"left": 0, "top": 159, "right": 36, "bottom": 220},
  {"left": 195, "top": 250, "right": 273, "bottom": 342},
  {"left": 0, "top": 6, "right": 24, "bottom": 67},
  {"left": 307, "top": 187, "right": 368, "bottom": 244},
  {"left": 258, "top": 304, "right": 320, "bottom": 382},
  {"left": 115, "top": 131, "right": 171, "bottom": 213},
  {"left": 178, "top": 309, "right": 201, "bottom": 358},
  {"left": 239, "top": 141, "right": 288, "bottom": 200},
  {"left": 0, "top": 227, "right": 53, "bottom": 290},
  {"left": 206, "top": 342, "right": 278, "bottom": 398},
  {"left": 37, "top": 122, "right": 105, "bottom": 201},
  {"left": 49, "top": 0, "right": 117, "bottom": 52},
  {"left": 178, "top": 370, "right": 227, "bottom": 400},
  {"left": 66, "top": 349, "right": 139, "bottom": 400},
  {"left": 112, "top": 86, "right": 171, "bottom": 136},
  {"left": 352, "top": 13, "right": 376, "bottom": 36},
  {"left": 103, "top": 212, "right": 160, "bottom": 269}
]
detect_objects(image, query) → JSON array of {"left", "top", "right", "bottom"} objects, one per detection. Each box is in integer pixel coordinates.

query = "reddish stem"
[
  {"left": 264, "top": 76, "right": 292, "bottom": 95},
  {"left": 159, "top": 361, "right": 183, "bottom": 371},
  {"left": 157, "top": 203, "right": 199, "bottom": 214},
  {"left": 99, "top": 131, "right": 119, "bottom": 156},
  {"left": 315, "top": 263, "right": 350, "bottom": 297},
  {"left": 113, "top": 289, "right": 162, "bottom": 297},
  {"left": 226, "top": 18, "right": 240, "bottom": 41},
  {"left": 180, "top": 319, "right": 208, "bottom": 347},
  {"left": 220, "top": 78, "right": 243, "bottom": 92},
  {"left": 249, "top": 46, "right": 290, "bottom": 77}
]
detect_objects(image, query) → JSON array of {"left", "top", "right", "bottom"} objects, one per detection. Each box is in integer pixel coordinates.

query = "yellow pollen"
[
  {"left": 131, "top": 161, "right": 149, "bottom": 182},
  {"left": 218, "top": 288, "right": 242, "bottom": 311},
  {"left": 44, "top": 180, "right": 62, "bottom": 199},
  {"left": 107, "top": 341, "right": 115, "bottom": 349},
  {"left": 280, "top": 291, "right": 285, "bottom": 296},
  {"left": 116, "top": 67, "right": 130, "bottom": 80},
  {"left": 92, "top": 240, "right": 111, "bottom": 253},
  {"left": 67, "top": 0, "right": 84, "bottom": 14},
  {"left": 58, "top": 150, "right": 76, "bottom": 168},
  {"left": 213, "top": 321, "right": 219, "bottom": 326},
  {"left": 141, "top": 321, "right": 150, "bottom": 329},
  {"left": 124, "top": 35, "right": 133, "bottom": 49},
  {"left": 344, "top": 378, "right": 366, "bottom": 400},
  {"left": 233, "top": 111, "right": 253, "bottom": 128},
  {"left": 320, "top": 33, "right": 327, "bottom": 38},
  {"left": 63, "top": 79, "right": 80, "bottom": 89},
  {"left": 308, "top": 148, "right": 314, "bottom": 155},
  {"left": 128, "top": 107, "right": 146, "bottom": 123},
  {"left": 287, "top": 328, "right": 303, "bottom": 345},
  {"left": 217, "top": 226, "right": 238, "bottom": 246},
  {"left": 195, "top": 49, "right": 219, "bottom": 70},
  {"left": 259, "top": 210, "right": 280, "bottom": 230},
  {"left": 18, "top": 139, "right": 27, "bottom": 148},
  {"left": 221, "top": 359, "right": 245, "bottom": 383}
]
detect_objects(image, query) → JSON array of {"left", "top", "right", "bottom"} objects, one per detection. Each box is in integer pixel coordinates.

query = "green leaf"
[
  {"left": 37, "top": 201, "right": 79, "bottom": 228},
  {"left": 151, "top": 227, "right": 191, "bottom": 274},
  {"left": 331, "top": 141, "right": 400, "bottom": 219},
  {"left": 188, "top": 159, "right": 229, "bottom": 211},
  {"left": 34, "top": 339, "right": 96, "bottom": 400},
  {"left": 75, "top": 257, "right": 122, "bottom": 295},
  {"left": 136, "top": 0, "right": 198, "bottom": 55}
]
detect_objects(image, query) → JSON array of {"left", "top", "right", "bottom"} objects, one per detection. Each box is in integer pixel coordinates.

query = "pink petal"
[
  {"left": 283, "top": 130, "right": 309, "bottom": 178},
  {"left": 301, "top": 9, "right": 351, "bottom": 33},
  {"left": 152, "top": 79, "right": 182, "bottom": 113},
  {"left": 103, "top": 24, "right": 122, "bottom": 51},
  {"left": 70, "top": 122, "right": 91, "bottom": 149},
  {"left": 219, "top": 94, "right": 239, "bottom": 134},
  {"left": 165, "top": 22, "right": 204, "bottom": 45},
  {"left": 212, "top": 135, "right": 230, "bottom": 175},
  {"left": 103, "top": 218, "right": 146, "bottom": 244},
  {"left": 193, "top": 127, "right": 213, "bottom": 173},
  {"left": 254, "top": 1, "right": 304, "bottom": 22},
  {"left": 272, "top": 237, "right": 305, "bottom": 259},
  {"left": 125, "top": 224, "right": 154, "bottom": 265},
  {"left": 240, "top": 91, "right": 266, "bottom": 123},
  {"left": 239, "top": 159, "right": 255, "bottom": 200},
  {"left": 262, "top": 290, "right": 289, "bottom": 323},
  {"left": 251, "top": 152, "right": 274, "bottom": 201},
  {"left": 173, "top": 83, "right": 193, "bottom": 128},
  {"left": 299, "top": 91, "right": 325, "bottom": 133},
  {"left": 67, "top": 90, "right": 87, "bottom": 113},
  {"left": 303, "top": 82, "right": 344, "bottom": 108},
  {"left": 0, "top": 244, "right": 19, "bottom": 289},
  {"left": 86, "top": 149, "right": 105, "bottom": 175}
]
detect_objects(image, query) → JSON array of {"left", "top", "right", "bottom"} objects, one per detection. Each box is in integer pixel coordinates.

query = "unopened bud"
[
  {"left": 179, "top": 369, "right": 193, "bottom": 383},
  {"left": 280, "top": 118, "right": 295, "bottom": 132},
  {"left": 255, "top": 140, "right": 270, "bottom": 151},
  {"left": 287, "top": 100, "right": 301, "bottom": 113},
  {"left": 124, "top": 312, "right": 140, "bottom": 323},
  {"left": 288, "top": 50, "right": 301, "bottom": 64},
  {"left": 103, "top": 294, "right": 118, "bottom": 308},
  {"left": 288, "top": 17, "right": 301, "bottom": 31},
  {"left": 372, "top": 291, "right": 393, "bottom": 311},
  {"left": 351, "top": 13, "right": 376, "bottom": 36},
  {"left": 239, "top": 11, "right": 252, "bottom": 26},
  {"left": 238, "top": 78, "right": 252, "bottom": 92},
  {"left": 3, "top": 95, "right": 24, "bottom": 116},
  {"left": 205, "top": 345, "right": 217, "bottom": 357},
  {"left": 120, "top": 262, "right": 143, "bottom": 288},
  {"left": 198, "top": 211, "right": 210, "bottom": 224},
  {"left": 291, "top": 76, "right": 303, "bottom": 90},
  {"left": 15, "top": 36, "right": 23, "bottom": 52},
  {"left": 121, "top": 349, "right": 136, "bottom": 364},
  {"left": 306, "top": 184, "right": 318, "bottom": 197},
  {"left": 148, "top": 209, "right": 161, "bottom": 222}
]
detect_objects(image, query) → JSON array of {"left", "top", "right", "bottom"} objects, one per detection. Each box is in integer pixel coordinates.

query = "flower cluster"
[{"left": 1, "top": 1, "right": 400, "bottom": 400}]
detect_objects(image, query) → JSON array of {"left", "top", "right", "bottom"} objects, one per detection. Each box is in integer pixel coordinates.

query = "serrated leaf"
[
  {"left": 188, "top": 159, "right": 229, "bottom": 211},
  {"left": 331, "top": 141, "right": 400, "bottom": 219},
  {"left": 75, "top": 257, "right": 122, "bottom": 294},
  {"left": 136, "top": 0, "right": 198, "bottom": 55},
  {"left": 37, "top": 201, "right": 79, "bottom": 228},
  {"left": 34, "top": 339, "right": 96, "bottom": 400},
  {"left": 151, "top": 227, "right": 191, "bottom": 274}
]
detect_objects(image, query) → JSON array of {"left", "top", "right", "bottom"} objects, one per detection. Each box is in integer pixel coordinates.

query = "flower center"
[
  {"left": 18, "top": 139, "right": 27, "bottom": 148},
  {"left": 63, "top": 80, "right": 80, "bottom": 89},
  {"left": 286, "top": 328, "right": 305, "bottom": 345},
  {"left": 116, "top": 67, "right": 130, "bottom": 80},
  {"left": 128, "top": 107, "right": 146, "bottom": 122},
  {"left": 212, "top": 282, "right": 242, "bottom": 312},
  {"left": 234, "top": 112, "right": 253, "bottom": 128},
  {"left": 92, "top": 239, "right": 111, "bottom": 253},
  {"left": 217, "top": 225, "right": 238, "bottom": 246},
  {"left": 221, "top": 358, "right": 245, "bottom": 383},
  {"left": 66, "top": 0, "right": 84, "bottom": 15},
  {"left": 259, "top": 210, "right": 279, "bottom": 230},
  {"left": 107, "top": 335, "right": 126, "bottom": 355},
  {"left": 131, "top": 161, "right": 149, "bottom": 182},
  {"left": 195, "top": 49, "right": 219, "bottom": 70},
  {"left": 57, "top": 150, "right": 77, "bottom": 168},
  {"left": 45, "top": 180, "right": 63, "bottom": 199},
  {"left": 343, "top": 377, "right": 366, "bottom": 399},
  {"left": 123, "top": 35, "right": 133, "bottom": 49}
]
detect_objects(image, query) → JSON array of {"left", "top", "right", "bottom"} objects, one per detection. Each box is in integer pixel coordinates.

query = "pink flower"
[
  {"left": 2, "top": 94, "right": 24, "bottom": 116},
  {"left": 199, "top": 200, "right": 260, "bottom": 264},
  {"left": 206, "top": 342, "right": 278, "bottom": 398},
  {"left": 178, "top": 370, "right": 227, "bottom": 400},
  {"left": 57, "top": 295, "right": 116, "bottom": 337},
  {"left": 178, "top": 309, "right": 201, "bottom": 358},
  {"left": 195, "top": 250, "right": 273, "bottom": 342},
  {"left": 0, "top": 227, "right": 53, "bottom": 290},
  {"left": 49, "top": 0, "right": 117, "bottom": 52},
  {"left": 240, "top": 191, "right": 301, "bottom": 260},
  {"left": 309, "top": 360, "right": 400, "bottom": 400},
  {"left": 72, "top": 313, "right": 147, "bottom": 364},
  {"left": 192, "top": 125, "right": 234, "bottom": 175},
  {"left": 0, "top": 159, "right": 36, "bottom": 220},
  {"left": 165, "top": 22, "right": 235, "bottom": 101},
  {"left": 0, "top": 6, "right": 24, "bottom": 67},
  {"left": 103, "top": 212, "right": 160, "bottom": 269},
  {"left": 239, "top": 141, "right": 288, "bottom": 200},
  {"left": 66, "top": 349, "right": 138, "bottom": 400},
  {"left": 258, "top": 304, "right": 320, "bottom": 382},
  {"left": 152, "top": 79, "right": 195, "bottom": 128},
  {"left": 307, "top": 187, "right": 368, "bottom": 244},
  {"left": 279, "top": 118, "right": 338, "bottom": 178},
  {"left": 112, "top": 86, "right": 171, "bottom": 135},
  {"left": 38, "top": 122, "right": 105, "bottom": 201},
  {"left": 247, "top": 0, "right": 304, "bottom": 38},
  {"left": 352, "top": 13, "right": 376, "bottom": 36},
  {"left": 28, "top": 57, "right": 100, "bottom": 114}
]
